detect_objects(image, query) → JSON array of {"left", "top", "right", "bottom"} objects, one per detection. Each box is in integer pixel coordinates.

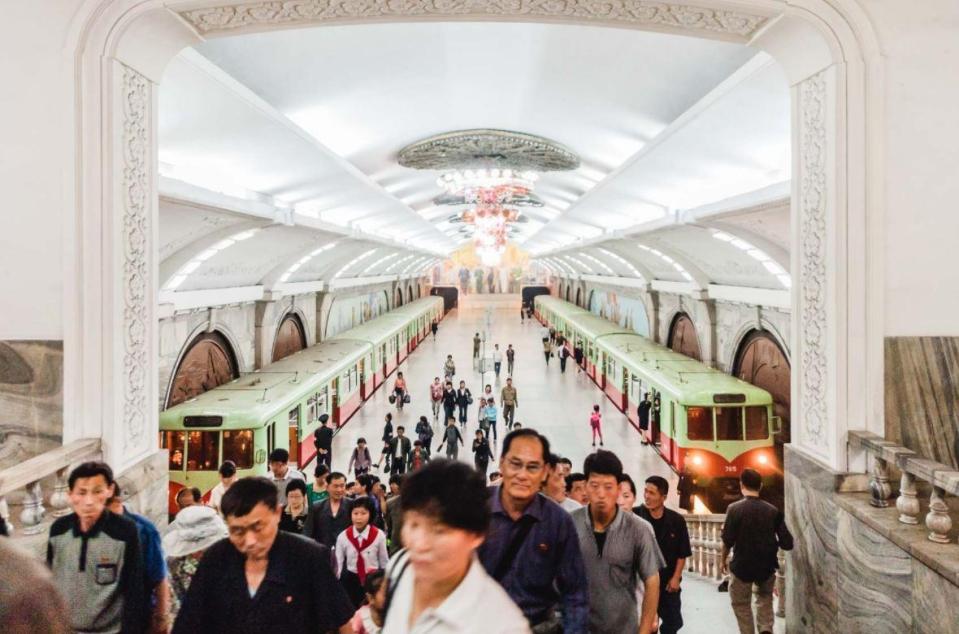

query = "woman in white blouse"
[{"left": 335, "top": 496, "right": 390, "bottom": 608}]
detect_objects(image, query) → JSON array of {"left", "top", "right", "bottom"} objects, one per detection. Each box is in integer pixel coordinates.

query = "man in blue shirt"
[
  {"left": 478, "top": 429, "right": 589, "bottom": 633},
  {"left": 108, "top": 484, "right": 170, "bottom": 633}
]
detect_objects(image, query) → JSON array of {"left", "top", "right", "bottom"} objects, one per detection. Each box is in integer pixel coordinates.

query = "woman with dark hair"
[
  {"left": 335, "top": 496, "right": 389, "bottom": 608},
  {"left": 381, "top": 459, "right": 529, "bottom": 633}
]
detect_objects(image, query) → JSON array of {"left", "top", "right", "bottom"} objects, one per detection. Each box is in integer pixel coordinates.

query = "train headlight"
[
  {"left": 757, "top": 453, "right": 769, "bottom": 465},
  {"left": 691, "top": 454, "right": 703, "bottom": 467}
]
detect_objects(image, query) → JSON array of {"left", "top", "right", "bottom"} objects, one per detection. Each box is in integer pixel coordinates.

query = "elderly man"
[{"left": 478, "top": 429, "right": 589, "bottom": 633}]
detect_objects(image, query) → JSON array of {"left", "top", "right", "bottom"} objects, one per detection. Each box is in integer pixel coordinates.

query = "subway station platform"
[{"left": 324, "top": 293, "right": 784, "bottom": 634}]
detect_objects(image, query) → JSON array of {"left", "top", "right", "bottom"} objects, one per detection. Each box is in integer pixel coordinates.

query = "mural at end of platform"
[
  {"left": 430, "top": 244, "right": 550, "bottom": 294},
  {"left": 0, "top": 340, "right": 63, "bottom": 471},
  {"left": 325, "top": 291, "right": 389, "bottom": 338},
  {"left": 588, "top": 290, "right": 650, "bottom": 337}
]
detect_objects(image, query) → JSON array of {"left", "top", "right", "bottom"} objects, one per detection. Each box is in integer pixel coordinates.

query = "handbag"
[
  {"left": 403, "top": 393, "right": 411, "bottom": 404},
  {"left": 467, "top": 395, "right": 474, "bottom": 405},
  {"left": 388, "top": 394, "right": 396, "bottom": 404}
]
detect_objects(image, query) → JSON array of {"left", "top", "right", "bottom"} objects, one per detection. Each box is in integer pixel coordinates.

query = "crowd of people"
[
  {"left": 1, "top": 314, "right": 793, "bottom": 634},
  {"left": 3, "top": 422, "right": 791, "bottom": 634}
]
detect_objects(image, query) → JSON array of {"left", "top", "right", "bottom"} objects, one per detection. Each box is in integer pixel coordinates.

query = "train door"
[
  {"left": 668, "top": 403, "right": 677, "bottom": 465},
  {"left": 395, "top": 334, "right": 401, "bottom": 366},
  {"left": 621, "top": 368, "right": 629, "bottom": 411},
  {"left": 380, "top": 344, "right": 387, "bottom": 378},
  {"left": 359, "top": 357, "right": 367, "bottom": 399},
  {"left": 266, "top": 421, "right": 276, "bottom": 459},
  {"left": 600, "top": 352, "right": 607, "bottom": 389},
  {"left": 331, "top": 377, "right": 340, "bottom": 425},
  {"left": 288, "top": 406, "right": 301, "bottom": 467},
  {"left": 651, "top": 389, "right": 661, "bottom": 446}
]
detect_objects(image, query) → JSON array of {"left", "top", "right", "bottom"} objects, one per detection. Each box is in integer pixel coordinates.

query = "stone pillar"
[{"left": 254, "top": 299, "right": 282, "bottom": 369}]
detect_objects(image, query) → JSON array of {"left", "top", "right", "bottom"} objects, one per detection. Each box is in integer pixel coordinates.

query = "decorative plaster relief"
[
  {"left": 121, "top": 64, "right": 151, "bottom": 454},
  {"left": 798, "top": 70, "right": 828, "bottom": 453},
  {"left": 180, "top": 0, "right": 768, "bottom": 39}
]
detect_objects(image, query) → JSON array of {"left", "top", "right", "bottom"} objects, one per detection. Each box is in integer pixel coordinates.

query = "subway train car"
[
  {"left": 535, "top": 295, "right": 781, "bottom": 511},
  {"left": 159, "top": 296, "right": 443, "bottom": 515}
]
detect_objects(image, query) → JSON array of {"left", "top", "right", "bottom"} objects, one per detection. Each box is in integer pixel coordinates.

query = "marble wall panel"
[
  {"left": 0, "top": 341, "right": 62, "bottom": 471},
  {"left": 885, "top": 337, "right": 959, "bottom": 468},
  {"left": 116, "top": 449, "right": 168, "bottom": 530},
  {"left": 836, "top": 510, "right": 913, "bottom": 632},
  {"left": 785, "top": 468, "right": 840, "bottom": 633},
  {"left": 912, "top": 558, "right": 959, "bottom": 634}
]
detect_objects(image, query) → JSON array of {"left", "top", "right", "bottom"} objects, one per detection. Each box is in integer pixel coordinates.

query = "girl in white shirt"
[{"left": 336, "top": 496, "right": 389, "bottom": 608}]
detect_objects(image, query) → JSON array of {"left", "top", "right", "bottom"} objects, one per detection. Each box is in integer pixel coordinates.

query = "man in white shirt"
[
  {"left": 544, "top": 454, "right": 581, "bottom": 513},
  {"left": 207, "top": 460, "right": 237, "bottom": 513},
  {"left": 268, "top": 448, "right": 305, "bottom": 506},
  {"left": 492, "top": 344, "right": 503, "bottom": 378},
  {"left": 383, "top": 460, "right": 530, "bottom": 634}
]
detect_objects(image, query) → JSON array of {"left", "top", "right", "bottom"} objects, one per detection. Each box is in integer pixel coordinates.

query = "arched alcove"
[
  {"left": 733, "top": 330, "right": 792, "bottom": 445},
  {"left": 165, "top": 331, "right": 239, "bottom": 409},
  {"left": 272, "top": 313, "right": 307, "bottom": 363},
  {"left": 395, "top": 287, "right": 403, "bottom": 307},
  {"left": 574, "top": 287, "right": 582, "bottom": 307},
  {"left": 407, "top": 285, "right": 413, "bottom": 303},
  {"left": 69, "top": 0, "right": 883, "bottom": 483},
  {"left": 667, "top": 312, "right": 702, "bottom": 361}
]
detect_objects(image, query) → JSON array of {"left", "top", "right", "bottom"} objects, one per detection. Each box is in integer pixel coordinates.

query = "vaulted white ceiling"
[{"left": 158, "top": 20, "right": 792, "bottom": 295}]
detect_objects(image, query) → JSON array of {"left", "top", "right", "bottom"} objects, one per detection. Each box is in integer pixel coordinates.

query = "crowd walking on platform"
[{"left": 3, "top": 310, "right": 794, "bottom": 634}]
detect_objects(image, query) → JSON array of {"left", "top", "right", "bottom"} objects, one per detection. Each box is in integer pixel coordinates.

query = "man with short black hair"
[
  {"left": 721, "top": 468, "right": 794, "bottom": 634},
  {"left": 47, "top": 461, "right": 147, "bottom": 634},
  {"left": 571, "top": 450, "right": 664, "bottom": 634},
  {"left": 566, "top": 473, "right": 587, "bottom": 506},
  {"left": 478, "top": 429, "right": 588, "bottom": 633},
  {"left": 268, "top": 448, "right": 305, "bottom": 506},
  {"left": 107, "top": 483, "right": 171, "bottom": 633},
  {"left": 382, "top": 460, "right": 529, "bottom": 633},
  {"left": 209, "top": 460, "right": 238, "bottom": 513},
  {"left": 388, "top": 426, "right": 412, "bottom": 475},
  {"left": 304, "top": 471, "right": 353, "bottom": 548},
  {"left": 314, "top": 414, "right": 335, "bottom": 469},
  {"left": 500, "top": 377, "right": 518, "bottom": 427},
  {"left": 172, "top": 477, "right": 354, "bottom": 634},
  {"left": 635, "top": 476, "right": 692, "bottom": 634},
  {"left": 545, "top": 454, "right": 581, "bottom": 512}
]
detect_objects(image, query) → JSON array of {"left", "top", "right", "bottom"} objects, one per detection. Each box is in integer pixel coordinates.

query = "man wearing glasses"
[{"left": 478, "top": 429, "right": 589, "bottom": 634}]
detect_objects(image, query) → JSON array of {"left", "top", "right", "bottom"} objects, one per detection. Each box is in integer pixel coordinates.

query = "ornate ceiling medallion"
[
  {"left": 400, "top": 129, "right": 579, "bottom": 266},
  {"left": 398, "top": 129, "right": 580, "bottom": 171}
]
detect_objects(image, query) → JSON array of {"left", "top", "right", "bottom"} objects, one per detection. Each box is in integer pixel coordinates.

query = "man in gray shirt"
[{"left": 571, "top": 450, "right": 664, "bottom": 634}]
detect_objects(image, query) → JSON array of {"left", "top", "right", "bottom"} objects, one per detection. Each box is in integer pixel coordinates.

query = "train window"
[
  {"left": 187, "top": 431, "right": 220, "bottom": 471},
  {"left": 222, "top": 430, "right": 253, "bottom": 469},
  {"left": 162, "top": 431, "right": 186, "bottom": 471},
  {"left": 715, "top": 407, "right": 744, "bottom": 441},
  {"left": 745, "top": 407, "right": 770, "bottom": 440},
  {"left": 686, "top": 407, "right": 712, "bottom": 440}
]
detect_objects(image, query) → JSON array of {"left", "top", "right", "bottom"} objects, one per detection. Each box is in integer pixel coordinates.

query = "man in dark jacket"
[
  {"left": 442, "top": 381, "right": 457, "bottom": 422},
  {"left": 387, "top": 426, "right": 412, "bottom": 475},
  {"left": 313, "top": 414, "right": 334, "bottom": 469},
  {"left": 456, "top": 380, "right": 473, "bottom": 428},
  {"left": 173, "top": 477, "right": 353, "bottom": 634},
  {"left": 721, "top": 469, "right": 794, "bottom": 634},
  {"left": 303, "top": 472, "right": 352, "bottom": 548}
]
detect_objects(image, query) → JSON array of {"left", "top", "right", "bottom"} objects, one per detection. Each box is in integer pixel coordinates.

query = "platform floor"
[{"left": 323, "top": 293, "right": 783, "bottom": 633}]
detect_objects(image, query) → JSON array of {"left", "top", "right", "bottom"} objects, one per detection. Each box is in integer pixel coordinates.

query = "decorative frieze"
[
  {"left": 120, "top": 65, "right": 151, "bottom": 454},
  {"left": 180, "top": 0, "right": 768, "bottom": 39},
  {"left": 798, "top": 70, "right": 828, "bottom": 453}
]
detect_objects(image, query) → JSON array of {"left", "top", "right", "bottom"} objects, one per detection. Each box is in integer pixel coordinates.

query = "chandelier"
[{"left": 398, "top": 129, "right": 580, "bottom": 266}]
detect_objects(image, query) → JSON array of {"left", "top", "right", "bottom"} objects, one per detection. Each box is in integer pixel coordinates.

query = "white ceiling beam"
[
  {"left": 635, "top": 238, "right": 712, "bottom": 290},
  {"left": 159, "top": 286, "right": 264, "bottom": 313}
]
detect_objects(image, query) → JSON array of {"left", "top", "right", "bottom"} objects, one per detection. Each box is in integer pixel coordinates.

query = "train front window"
[
  {"left": 686, "top": 407, "right": 712, "bottom": 440},
  {"left": 162, "top": 431, "right": 186, "bottom": 471},
  {"left": 222, "top": 430, "right": 253, "bottom": 469},
  {"left": 187, "top": 431, "right": 220, "bottom": 471},
  {"left": 745, "top": 407, "right": 770, "bottom": 440},
  {"left": 715, "top": 407, "right": 744, "bottom": 441}
]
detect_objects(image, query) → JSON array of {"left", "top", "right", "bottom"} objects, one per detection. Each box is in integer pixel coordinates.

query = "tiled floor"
[{"left": 323, "top": 293, "right": 783, "bottom": 633}]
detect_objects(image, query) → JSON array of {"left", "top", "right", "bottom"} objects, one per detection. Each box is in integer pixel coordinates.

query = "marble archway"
[
  {"left": 271, "top": 313, "right": 307, "bottom": 363},
  {"left": 165, "top": 332, "right": 239, "bottom": 409},
  {"left": 68, "top": 0, "right": 883, "bottom": 483},
  {"left": 667, "top": 312, "right": 702, "bottom": 361}
]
